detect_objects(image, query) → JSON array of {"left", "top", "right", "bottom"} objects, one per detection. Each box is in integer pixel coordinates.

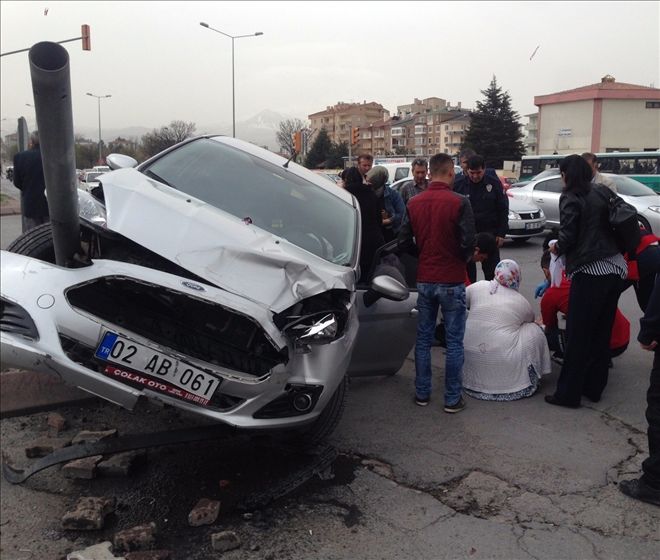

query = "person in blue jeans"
[{"left": 398, "top": 153, "right": 476, "bottom": 412}]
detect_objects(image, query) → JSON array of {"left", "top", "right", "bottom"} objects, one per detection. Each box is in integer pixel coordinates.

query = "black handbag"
[{"left": 594, "top": 184, "right": 641, "bottom": 256}]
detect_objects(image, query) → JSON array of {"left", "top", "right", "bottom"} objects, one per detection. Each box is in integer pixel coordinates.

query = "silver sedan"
[{"left": 508, "top": 173, "right": 660, "bottom": 234}]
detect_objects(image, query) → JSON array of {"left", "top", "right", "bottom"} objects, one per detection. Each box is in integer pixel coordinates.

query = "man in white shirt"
[{"left": 582, "top": 152, "right": 617, "bottom": 192}]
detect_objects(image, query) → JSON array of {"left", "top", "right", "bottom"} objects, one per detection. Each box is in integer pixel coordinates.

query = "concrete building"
[
  {"left": 397, "top": 97, "right": 448, "bottom": 117},
  {"left": 534, "top": 75, "right": 660, "bottom": 154},
  {"left": 308, "top": 101, "right": 390, "bottom": 147},
  {"left": 524, "top": 112, "right": 538, "bottom": 154}
]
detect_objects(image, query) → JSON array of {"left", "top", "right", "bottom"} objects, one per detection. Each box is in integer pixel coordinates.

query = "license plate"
[
  {"left": 95, "top": 332, "right": 220, "bottom": 406},
  {"left": 525, "top": 221, "right": 541, "bottom": 230}
]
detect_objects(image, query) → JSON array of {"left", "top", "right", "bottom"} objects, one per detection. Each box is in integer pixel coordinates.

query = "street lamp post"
[
  {"left": 86, "top": 92, "right": 111, "bottom": 163},
  {"left": 199, "top": 22, "right": 263, "bottom": 138}
]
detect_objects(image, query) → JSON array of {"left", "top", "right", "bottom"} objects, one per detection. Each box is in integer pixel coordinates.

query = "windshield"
[
  {"left": 141, "top": 138, "right": 357, "bottom": 266},
  {"left": 611, "top": 175, "right": 658, "bottom": 197}
]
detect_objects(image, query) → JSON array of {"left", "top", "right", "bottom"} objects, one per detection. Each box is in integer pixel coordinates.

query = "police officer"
[{"left": 454, "top": 154, "right": 508, "bottom": 282}]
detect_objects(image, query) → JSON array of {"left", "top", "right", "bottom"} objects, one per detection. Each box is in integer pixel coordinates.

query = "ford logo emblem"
[{"left": 182, "top": 281, "right": 205, "bottom": 292}]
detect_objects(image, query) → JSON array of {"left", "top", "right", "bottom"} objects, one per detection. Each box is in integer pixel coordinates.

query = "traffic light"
[
  {"left": 351, "top": 127, "right": 360, "bottom": 145},
  {"left": 293, "top": 131, "right": 302, "bottom": 153},
  {"left": 81, "top": 24, "right": 91, "bottom": 51}
]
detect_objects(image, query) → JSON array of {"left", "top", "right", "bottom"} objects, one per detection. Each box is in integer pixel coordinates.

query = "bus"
[{"left": 520, "top": 151, "right": 660, "bottom": 191}]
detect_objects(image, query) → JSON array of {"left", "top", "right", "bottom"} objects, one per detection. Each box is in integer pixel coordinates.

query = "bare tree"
[
  {"left": 140, "top": 120, "right": 197, "bottom": 159},
  {"left": 276, "top": 118, "right": 307, "bottom": 155}
]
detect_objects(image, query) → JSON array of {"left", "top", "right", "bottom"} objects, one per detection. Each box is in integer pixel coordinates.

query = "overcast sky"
[{"left": 1, "top": 1, "right": 659, "bottom": 137}]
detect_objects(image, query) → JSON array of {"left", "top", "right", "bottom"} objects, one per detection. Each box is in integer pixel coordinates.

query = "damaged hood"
[{"left": 99, "top": 168, "right": 356, "bottom": 313}]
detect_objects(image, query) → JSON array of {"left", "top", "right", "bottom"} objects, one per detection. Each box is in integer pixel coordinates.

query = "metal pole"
[
  {"left": 231, "top": 37, "right": 235, "bottom": 138},
  {"left": 97, "top": 96, "right": 102, "bottom": 162}
]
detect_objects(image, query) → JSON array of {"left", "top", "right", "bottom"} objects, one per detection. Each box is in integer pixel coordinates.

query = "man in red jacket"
[{"left": 398, "top": 153, "right": 476, "bottom": 412}]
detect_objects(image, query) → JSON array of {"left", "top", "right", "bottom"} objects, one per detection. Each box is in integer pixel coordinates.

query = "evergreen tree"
[
  {"left": 304, "top": 128, "right": 333, "bottom": 168},
  {"left": 462, "top": 76, "right": 525, "bottom": 169}
]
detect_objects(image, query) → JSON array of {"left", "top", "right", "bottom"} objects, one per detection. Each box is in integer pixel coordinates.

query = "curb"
[
  {"left": 0, "top": 370, "right": 97, "bottom": 418},
  {"left": 0, "top": 197, "right": 21, "bottom": 216}
]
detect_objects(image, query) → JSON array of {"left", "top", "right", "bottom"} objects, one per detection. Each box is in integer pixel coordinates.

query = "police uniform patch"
[{"left": 486, "top": 183, "right": 492, "bottom": 192}]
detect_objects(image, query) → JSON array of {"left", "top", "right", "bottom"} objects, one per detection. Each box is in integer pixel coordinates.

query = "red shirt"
[
  {"left": 405, "top": 181, "right": 474, "bottom": 284},
  {"left": 540, "top": 280, "right": 630, "bottom": 350}
]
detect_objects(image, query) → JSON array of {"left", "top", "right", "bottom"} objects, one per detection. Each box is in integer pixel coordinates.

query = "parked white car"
[{"left": 508, "top": 173, "right": 660, "bottom": 234}]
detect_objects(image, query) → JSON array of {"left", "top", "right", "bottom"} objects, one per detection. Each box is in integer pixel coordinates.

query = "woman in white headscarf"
[{"left": 462, "top": 259, "right": 552, "bottom": 401}]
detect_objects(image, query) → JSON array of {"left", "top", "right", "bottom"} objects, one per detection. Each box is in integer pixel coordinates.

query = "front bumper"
[{"left": 0, "top": 251, "right": 357, "bottom": 429}]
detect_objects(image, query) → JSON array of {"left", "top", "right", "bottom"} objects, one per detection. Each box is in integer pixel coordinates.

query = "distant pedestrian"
[
  {"left": 398, "top": 153, "right": 476, "bottom": 412},
  {"left": 619, "top": 274, "right": 660, "bottom": 507},
  {"left": 366, "top": 165, "right": 406, "bottom": 241},
  {"left": 398, "top": 158, "right": 429, "bottom": 205},
  {"left": 545, "top": 155, "right": 627, "bottom": 408},
  {"left": 582, "top": 152, "right": 617, "bottom": 192},
  {"left": 454, "top": 154, "right": 509, "bottom": 282},
  {"left": 13, "top": 131, "right": 49, "bottom": 233}
]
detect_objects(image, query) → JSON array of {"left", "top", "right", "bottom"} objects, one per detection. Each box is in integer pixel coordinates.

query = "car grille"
[
  {"left": 519, "top": 211, "right": 542, "bottom": 220},
  {"left": 65, "top": 276, "right": 287, "bottom": 378},
  {"left": 0, "top": 297, "right": 39, "bottom": 339}
]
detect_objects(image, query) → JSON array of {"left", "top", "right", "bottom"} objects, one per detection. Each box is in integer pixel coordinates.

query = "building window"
[
  {"left": 415, "top": 137, "right": 426, "bottom": 146},
  {"left": 391, "top": 127, "right": 403, "bottom": 137},
  {"left": 646, "top": 101, "right": 660, "bottom": 108},
  {"left": 445, "top": 125, "right": 449, "bottom": 131},
  {"left": 414, "top": 125, "right": 427, "bottom": 135},
  {"left": 444, "top": 137, "right": 448, "bottom": 143}
]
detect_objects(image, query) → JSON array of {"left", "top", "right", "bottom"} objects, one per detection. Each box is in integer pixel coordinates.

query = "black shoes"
[
  {"left": 619, "top": 478, "right": 660, "bottom": 507},
  {"left": 415, "top": 395, "right": 430, "bottom": 407},
  {"left": 544, "top": 394, "right": 581, "bottom": 408},
  {"left": 444, "top": 397, "right": 466, "bottom": 414}
]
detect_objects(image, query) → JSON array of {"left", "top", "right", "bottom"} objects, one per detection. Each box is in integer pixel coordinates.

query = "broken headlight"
[
  {"left": 78, "top": 189, "right": 107, "bottom": 228},
  {"left": 283, "top": 312, "right": 339, "bottom": 344},
  {"left": 274, "top": 289, "right": 351, "bottom": 346}
]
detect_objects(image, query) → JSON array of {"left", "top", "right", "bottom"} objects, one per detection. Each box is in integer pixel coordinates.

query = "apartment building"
[
  {"left": 308, "top": 101, "right": 390, "bottom": 147},
  {"left": 524, "top": 112, "right": 539, "bottom": 155}
]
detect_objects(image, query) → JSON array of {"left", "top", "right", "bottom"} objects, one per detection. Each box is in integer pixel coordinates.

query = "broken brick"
[
  {"left": 72, "top": 429, "right": 118, "bottom": 445},
  {"left": 113, "top": 522, "right": 157, "bottom": 552},
  {"left": 62, "top": 496, "right": 116, "bottom": 530},
  {"left": 47, "top": 412, "right": 67, "bottom": 433},
  {"left": 25, "top": 436, "right": 71, "bottom": 458},
  {"left": 98, "top": 451, "right": 145, "bottom": 477},
  {"left": 188, "top": 498, "right": 221, "bottom": 527},
  {"left": 62, "top": 455, "right": 104, "bottom": 479},
  {"left": 211, "top": 531, "right": 241, "bottom": 553}
]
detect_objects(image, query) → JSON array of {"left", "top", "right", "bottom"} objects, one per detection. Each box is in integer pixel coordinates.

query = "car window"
[
  {"left": 611, "top": 175, "right": 658, "bottom": 197},
  {"left": 141, "top": 138, "right": 357, "bottom": 266},
  {"left": 532, "top": 168, "right": 560, "bottom": 181},
  {"left": 393, "top": 167, "right": 410, "bottom": 181},
  {"left": 533, "top": 177, "right": 563, "bottom": 193}
]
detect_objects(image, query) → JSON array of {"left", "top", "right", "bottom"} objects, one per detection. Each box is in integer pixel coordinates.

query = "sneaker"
[
  {"left": 415, "top": 395, "right": 430, "bottom": 407},
  {"left": 444, "top": 397, "right": 466, "bottom": 413},
  {"left": 619, "top": 478, "right": 660, "bottom": 507}
]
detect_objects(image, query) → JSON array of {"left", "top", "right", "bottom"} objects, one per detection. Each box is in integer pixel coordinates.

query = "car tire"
[
  {"left": 637, "top": 215, "right": 652, "bottom": 234},
  {"left": 287, "top": 376, "right": 348, "bottom": 447},
  {"left": 6, "top": 223, "right": 57, "bottom": 263}
]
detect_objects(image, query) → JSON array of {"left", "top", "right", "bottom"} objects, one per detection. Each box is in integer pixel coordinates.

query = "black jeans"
[
  {"left": 553, "top": 272, "right": 622, "bottom": 405},
  {"left": 642, "top": 349, "right": 660, "bottom": 489},
  {"left": 467, "top": 246, "right": 500, "bottom": 283}
]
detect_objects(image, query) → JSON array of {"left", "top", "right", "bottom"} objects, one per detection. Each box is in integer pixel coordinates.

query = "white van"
[{"left": 377, "top": 162, "right": 413, "bottom": 185}]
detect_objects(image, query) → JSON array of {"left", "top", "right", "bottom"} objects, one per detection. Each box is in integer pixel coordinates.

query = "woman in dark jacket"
[
  {"left": 343, "top": 166, "right": 385, "bottom": 283},
  {"left": 545, "top": 155, "right": 627, "bottom": 408}
]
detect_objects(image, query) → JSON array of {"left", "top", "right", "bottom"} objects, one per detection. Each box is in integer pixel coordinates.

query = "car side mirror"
[
  {"left": 106, "top": 153, "right": 138, "bottom": 170},
  {"left": 363, "top": 274, "right": 409, "bottom": 308}
]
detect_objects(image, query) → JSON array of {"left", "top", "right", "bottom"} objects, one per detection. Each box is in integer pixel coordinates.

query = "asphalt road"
[{"left": 0, "top": 206, "right": 657, "bottom": 559}]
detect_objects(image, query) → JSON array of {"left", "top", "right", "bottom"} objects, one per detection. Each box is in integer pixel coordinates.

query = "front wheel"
[{"left": 6, "top": 223, "right": 56, "bottom": 263}]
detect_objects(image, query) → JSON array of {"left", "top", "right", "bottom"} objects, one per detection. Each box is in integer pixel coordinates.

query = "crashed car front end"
[{"left": 1, "top": 136, "right": 362, "bottom": 431}]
